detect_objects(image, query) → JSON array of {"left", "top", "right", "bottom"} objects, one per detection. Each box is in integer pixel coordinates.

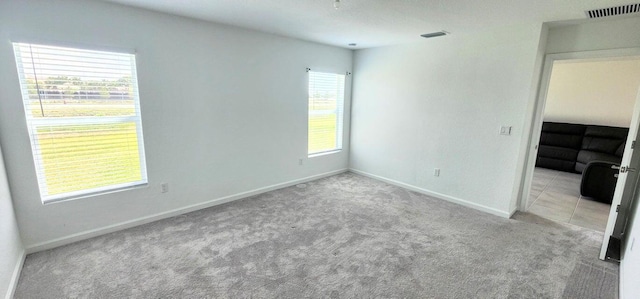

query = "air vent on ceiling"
[
  {"left": 420, "top": 31, "right": 448, "bottom": 39},
  {"left": 586, "top": 3, "right": 640, "bottom": 18}
]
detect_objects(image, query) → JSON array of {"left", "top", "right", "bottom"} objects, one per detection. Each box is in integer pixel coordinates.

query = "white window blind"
[
  {"left": 308, "top": 71, "right": 346, "bottom": 156},
  {"left": 12, "top": 43, "right": 148, "bottom": 203}
]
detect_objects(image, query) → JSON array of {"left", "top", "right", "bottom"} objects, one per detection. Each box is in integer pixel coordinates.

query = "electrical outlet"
[
  {"left": 500, "top": 126, "right": 512, "bottom": 136},
  {"left": 299, "top": 158, "right": 303, "bottom": 166},
  {"left": 161, "top": 183, "right": 169, "bottom": 193},
  {"left": 434, "top": 168, "right": 440, "bottom": 177}
]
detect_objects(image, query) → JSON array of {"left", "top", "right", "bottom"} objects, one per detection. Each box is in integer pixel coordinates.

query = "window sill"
[
  {"left": 42, "top": 183, "right": 149, "bottom": 205},
  {"left": 308, "top": 149, "right": 342, "bottom": 158}
]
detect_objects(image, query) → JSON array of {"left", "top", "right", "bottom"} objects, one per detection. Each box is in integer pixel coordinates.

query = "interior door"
[{"left": 601, "top": 86, "right": 640, "bottom": 261}]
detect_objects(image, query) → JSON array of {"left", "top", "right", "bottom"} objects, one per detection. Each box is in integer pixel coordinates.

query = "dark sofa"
[{"left": 535, "top": 122, "right": 628, "bottom": 203}]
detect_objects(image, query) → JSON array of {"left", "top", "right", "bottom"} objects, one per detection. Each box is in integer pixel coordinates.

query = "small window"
[
  {"left": 12, "top": 43, "right": 148, "bottom": 203},
  {"left": 308, "top": 71, "right": 346, "bottom": 156}
]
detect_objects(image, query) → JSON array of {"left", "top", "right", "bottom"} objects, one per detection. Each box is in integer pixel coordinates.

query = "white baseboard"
[
  {"left": 5, "top": 249, "right": 25, "bottom": 299},
  {"left": 26, "top": 169, "right": 348, "bottom": 253},
  {"left": 349, "top": 169, "right": 511, "bottom": 218}
]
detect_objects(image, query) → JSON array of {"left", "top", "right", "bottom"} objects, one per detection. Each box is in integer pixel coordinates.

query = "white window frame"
[
  {"left": 12, "top": 42, "right": 148, "bottom": 203},
  {"left": 307, "top": 70, "right": 346, "bottom": 157}
]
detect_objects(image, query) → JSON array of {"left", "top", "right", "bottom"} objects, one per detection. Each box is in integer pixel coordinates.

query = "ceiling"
[{"left": 100, "top": 0, "right": 637, "bottom": 49}]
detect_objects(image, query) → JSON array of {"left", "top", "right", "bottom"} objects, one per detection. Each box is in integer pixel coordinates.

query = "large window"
[
  {"left": 308, "top": 71, "right": 346, "bottom": 156},
  {"left": 13, "top": 43, "right": 147, "bottom": 203}
]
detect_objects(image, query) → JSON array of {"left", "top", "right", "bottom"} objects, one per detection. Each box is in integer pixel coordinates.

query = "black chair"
[{"left": 580, "top": 161, "right": 619, "bottom": 204}]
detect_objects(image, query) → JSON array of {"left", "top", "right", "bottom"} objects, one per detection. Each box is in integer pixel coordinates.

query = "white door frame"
[{"left": 518, "top": 47, "right": 640, "bottom": 212}]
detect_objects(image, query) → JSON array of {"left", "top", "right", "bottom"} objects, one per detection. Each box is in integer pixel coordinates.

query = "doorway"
[
  {"left": 520, "top": 48, "right": 640, "bottom": 260},
  {"left": 526, "top": 57, "right": 640, "bottom": 232}
]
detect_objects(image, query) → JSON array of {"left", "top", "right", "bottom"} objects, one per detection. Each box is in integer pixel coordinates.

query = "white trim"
[
  {"left": 349, "top": 169, "right": 511, "bottom": 218},
  {"left": 30, "top": 116, "right": 138, "bottom": 126},
  {"left": 308, "top": 149, "right": 341, "bottom": 158},
  {"left": 12, "top": 43, "right": 147, "bottom": 203},
  {"left": 43, "top": 182, "right": 148, "bottom": 204},
  {"left": 517, "top": 52, "right": 556, "bottom": 211},
  {"left": 307, "top": 71, "right": 346, "bottom": 156},
  {"left": 26, "top": 168, "right": 348, "bottom": 253},
  {"left": 11, "top": 39, "right": 136, "bottom": 55},
  {"left": 5, "top": 249, "right": 26, "bottom": 299}
]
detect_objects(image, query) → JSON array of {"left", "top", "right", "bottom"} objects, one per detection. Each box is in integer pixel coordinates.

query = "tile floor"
[{"left": 527, "top": 167, "right": 611, "bottom": 232}]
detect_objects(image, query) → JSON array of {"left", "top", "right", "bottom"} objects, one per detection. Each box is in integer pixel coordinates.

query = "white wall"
[
  {"left": 350, "top": 24, "right": 545, "bottom": 216},
  {"left": 0, "top": 145, "right": 24, "bottom": 299},
  {"left": 544, "top": 59, "right": 640, "bottom": 128},
  {"left": 350, "top": 15, "right": 640, "bottom": 217},
  {"left": 546, "top": 17, "right": 640, "bottom": 54},
  {"left": 0, "top": 0, "right": 353, "bottom": 250}
]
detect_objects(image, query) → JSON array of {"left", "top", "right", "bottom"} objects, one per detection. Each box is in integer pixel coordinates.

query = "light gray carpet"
[
  {"left": 562, "top": 260, "right": 618, "bottom": 299},
  {"left": 15, "top": 172, "right": 618, "bottom": 298}
]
